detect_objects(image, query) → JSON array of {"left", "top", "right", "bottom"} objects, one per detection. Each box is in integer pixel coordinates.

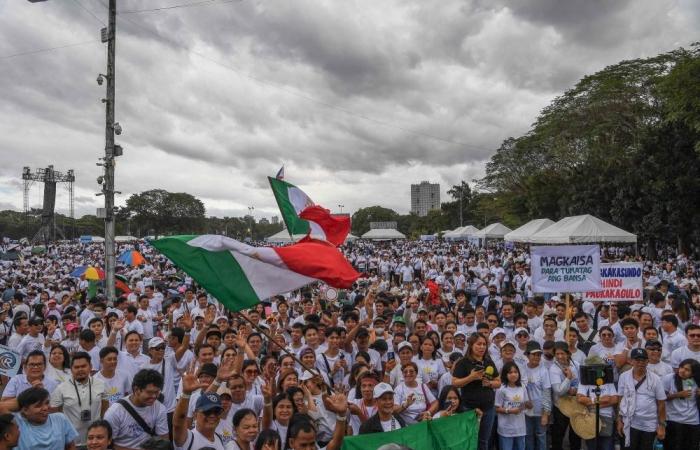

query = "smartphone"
[
  {"left": 339, "top": 353, "right": 345, "bottom": 360},
  {"left": 387, "top": 351, "right": 395, "bottom": 361}
]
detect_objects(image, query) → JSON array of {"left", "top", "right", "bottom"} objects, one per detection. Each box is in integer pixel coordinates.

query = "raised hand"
[
  {"left": 181, "top": 371, "right": 205, "bottom": 395},
  {"left": 261, "top": 377, "right": 275, "bottom": 401},
  {"left": 180, "top": 312, "right": 193, "bottom": 330},
  {"left": 326, "top": 392, "right": 349, "bottom": 416},
  {"left": 216, "top": 358, "right": 236, "bottom": 383}
]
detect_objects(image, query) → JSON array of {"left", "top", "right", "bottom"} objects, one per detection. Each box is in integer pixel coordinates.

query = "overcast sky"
[{"left": 1, "top": 0, "right": 697, "bottom": 221}]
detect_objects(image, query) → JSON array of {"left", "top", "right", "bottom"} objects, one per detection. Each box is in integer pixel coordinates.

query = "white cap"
[
  {"left": 373, "top": 382, "right": 394, "bottom": 399},
  {"left": 490, "top": 327, "right": 506, "bottom": 339},
  {"left": 397, "top": 341, "right": 413, "bottom": 352},
  {"left": 513, "top": 327, "right": 530, "bottom": 336},
  {"left": 500, "top": 339, "right": 516, "bottom": 349},
  {"left": 148, "top": 337, "right": 165, "bottom": 348},
  {"left": 299, "top": 370, "right": 316, "bottom": 381}
]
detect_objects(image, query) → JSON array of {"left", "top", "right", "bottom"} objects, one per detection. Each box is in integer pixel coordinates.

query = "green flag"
[
  {"left": 341, "top": 410, "right": 478, "bottom": 450},
  {"left": 267, "top": 176, "right": 314, "bottom": 236}
]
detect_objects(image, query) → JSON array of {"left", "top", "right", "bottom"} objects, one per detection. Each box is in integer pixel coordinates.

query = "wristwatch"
[{"left": 658, "top": 421, "right": 667, "bottom": 427}]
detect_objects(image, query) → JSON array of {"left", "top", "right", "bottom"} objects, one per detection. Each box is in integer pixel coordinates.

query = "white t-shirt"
[
  {"left": 671, "top": 346, "right": 700, "bottom": 369},
  {"left": 647, "top": 361, "right": 673, "bottom": 379},
  {"left": 176, "top": 429, "right": 226, "bottom": 450},
  {"left": 414, "top": 358, "right": 446, "bottom": 391},
  {"left": 577, "top": 383, "right": 617, "bottom": 417},
  {"left": 141, "top": 355, "right": 179, "bottom": 412},
  {"left": 104, "top": 397, "right": 169, "bottom": 448},
  {"left": 394, "top": 382, "right": 435, "bottom": 425},
  {"left": 618, "top": 370, "right": 666, "bottom": 432},
  {"left": 523, "top": 364, "right": 551, "bottom": 416},
  {"left": 662, "top": 373, "right": 700, "bottom": 425},
  {"left": 94, "top": 370, "right": 131, "bottom": 405},
  {"left": 495, "top": 385, "right": 529, "bottom": 437},
  {"left": 16, "top": 333, "right": 45, "bottom": 361},
  {"left": 380, "top": 416, "right": 403, "bottom": 432}
]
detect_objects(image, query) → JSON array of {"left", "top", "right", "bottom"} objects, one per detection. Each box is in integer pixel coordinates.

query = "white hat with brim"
[{"left": 373, "top": 382, "right": 394, "bottom": 399}]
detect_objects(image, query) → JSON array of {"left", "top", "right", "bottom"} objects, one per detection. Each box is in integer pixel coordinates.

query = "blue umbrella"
[{"left": 70, "top": 265, "right": 88, "bottom": 278}]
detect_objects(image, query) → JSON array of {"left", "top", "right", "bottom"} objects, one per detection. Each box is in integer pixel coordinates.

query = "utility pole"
[{"left": 103, "top": 0, "right": 117, "bottom": 303}]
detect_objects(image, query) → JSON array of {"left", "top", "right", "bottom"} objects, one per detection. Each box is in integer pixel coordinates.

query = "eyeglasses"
[
  {"left": 688, "top": 334, "right": 700, "bottom": 338},
  {"left": 26, "top": 363, "right": 44, "bottom": 368},
  {"left": 152, "top": 346, "right": 166, "bottom": 351}
]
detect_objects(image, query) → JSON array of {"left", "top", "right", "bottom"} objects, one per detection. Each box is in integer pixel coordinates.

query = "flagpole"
[{"left": 231, "top": 310, "right": 336, "bottom": 393}]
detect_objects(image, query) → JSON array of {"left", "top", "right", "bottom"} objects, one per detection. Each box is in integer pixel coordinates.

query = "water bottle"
[{"left": 653, "top": 439, "right": 664, "bottom": 450}]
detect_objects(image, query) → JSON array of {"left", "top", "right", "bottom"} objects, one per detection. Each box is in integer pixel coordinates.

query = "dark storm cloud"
[{"left": 0, "top": 0, "right": 695, "bottom": 216}]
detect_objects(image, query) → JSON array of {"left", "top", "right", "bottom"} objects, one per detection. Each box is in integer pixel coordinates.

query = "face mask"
[{"left": 375, "top": 327, "right": 384, "bottom": 335}]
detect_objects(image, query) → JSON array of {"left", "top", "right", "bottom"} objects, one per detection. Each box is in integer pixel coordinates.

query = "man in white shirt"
[
  {"left": 660, "top": 315, "right": 687, "bottom": 363},
  {"left": 104, "top": 369, "right": 169, "bottom": 449},
  {"left": 670, "top": 324, "right": 700, "bottom": 369},
  {"left": 49, "top": 351, "right": 108, "bottom": 447},
  {"left": 616, "top": 348, "right": 667, "bottom": 450}
]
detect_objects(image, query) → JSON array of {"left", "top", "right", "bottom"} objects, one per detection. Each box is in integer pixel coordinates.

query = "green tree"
[
  {"left": 123, "top": 189, "right": 206, "bottom": 235},
  {"left": 351, "top": 206, "right": 399, "bottom": 236}
]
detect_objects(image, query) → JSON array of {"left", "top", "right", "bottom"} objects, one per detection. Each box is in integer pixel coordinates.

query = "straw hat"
[
  {"left": 556, "top": 396, "right": 587, "bottom": 418},
  {"left": 570, "top": 410, "right": 600, "bottom": 440}
]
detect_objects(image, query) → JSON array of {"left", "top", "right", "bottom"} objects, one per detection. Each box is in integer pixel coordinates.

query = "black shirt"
[{"left": 453, "top": 355, "right": 499, "bottom": 410}]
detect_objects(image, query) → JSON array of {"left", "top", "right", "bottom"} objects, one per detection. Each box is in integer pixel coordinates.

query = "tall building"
[
  {"left": 410, "top": 181, "right": 440, "bottom": 216},
  {"left": 271, "top": 216, "right": 279, "bottom": 225}
]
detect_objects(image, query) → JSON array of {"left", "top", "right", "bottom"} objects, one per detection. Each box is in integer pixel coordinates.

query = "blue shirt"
[{"left": 14, "top": 412, "right": 78, "bottom": 450}]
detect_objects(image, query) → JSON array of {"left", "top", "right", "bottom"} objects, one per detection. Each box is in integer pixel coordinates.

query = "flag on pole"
[
  {"left": 268, "top": 177, "right": 349, "bottom": 246},
  {"left": 268, "top": 176, "right": 313, "bottom": 237},
  {"left": 150, "top": 235, "right": 359, "bottom": 312},
  {"left": 275, "top": 165, "right": 285, "bottom": 180}
]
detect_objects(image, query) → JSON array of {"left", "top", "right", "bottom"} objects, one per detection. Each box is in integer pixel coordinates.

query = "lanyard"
[{"left": 72, "top": 378, "right": 92, "bottom": 408}]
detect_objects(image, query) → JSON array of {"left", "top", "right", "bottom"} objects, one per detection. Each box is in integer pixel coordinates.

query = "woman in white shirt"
[
  {"left": 662, "top": 358, "right": 700, "bottom": 450},
  {"left": 549, "top": 342, "right": 582, "bottom": 450},
  {"left": 415, "top": 337, "right": 446, "bottom": 397},
  {"left": 394, "top": 361, "right": 438, "bottom": 425},
  {"left": 44, "top": 344, "right": 71, "bottom": 385}
]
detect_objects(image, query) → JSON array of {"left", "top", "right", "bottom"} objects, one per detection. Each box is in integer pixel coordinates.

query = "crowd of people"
[{"left": 0, "top": 238, "right": 698, "bottom": 450}]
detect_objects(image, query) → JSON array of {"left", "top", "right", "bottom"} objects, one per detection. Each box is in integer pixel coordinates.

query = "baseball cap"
[
  {"left": 397, "top": 341, "right": 413, "bottom": 352},
  {"left": 490, "top": 327, "right": 506, "bottom": 339},
  {"left": 500, "top": 340, "right": 516, "bottom": 350},
  {"left": 148, "top": 337, "right": 166, "bottom": 349},
  {"left": 299, "top": 347, "right": 315, "bottom": 357},
  {"left": 65, "top": 323, "right": 80, "bottom": 332},
  {"left": 373, "top": 382, "right": 394, "bottom": 399},
  {"left": 630, "top": 348, "right": 649, "bottom": 360},
  {"left": 195, "top": 392, "right": 222, "bottom": 412},
  {"left": 216, "top": 385, "right": 232, "bottom": 398},
  {"left": 392, "top": 316, "right": 406, "bottom": 325},
  {"left": 525, "top": 341, "right": 543, "bottom": 354},
  {"left": 198, "top": 363, "right": 218, "bottom": 378},
  {"left": 514, "top": 327, "right": 530, "bottom": 336}
]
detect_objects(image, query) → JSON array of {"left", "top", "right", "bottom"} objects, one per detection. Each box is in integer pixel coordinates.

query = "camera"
[
  {"left": 80, "top": 409, "right": 91, "bottom": 422},
  {"left": 579, "top": 364, "right": 614, "bottom": 386}
]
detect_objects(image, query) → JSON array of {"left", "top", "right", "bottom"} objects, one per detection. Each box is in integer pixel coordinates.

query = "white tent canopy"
[
  {"left": 361, "top": 229, "right": 406, "bottom": 240},
  {"left": 115, "top": 235, "right": 139, "bottom": 242},
  {"left": 265, "top": 230, "right": 305, "bottom": 244},
  {"left": 345, "top": 234, "right": 358, "bottom": 242},
  {"left": 504, "top": 219, "right": 555, "bottom": 243},
  {"left": 529, "top": 214, "right": 637, "bottom": 244},
  {"left": 473, "top": 223, "right": 512, "bottom": 239},
  {"left": 445, "top": 225, "right": 480, "bottom": 240}
]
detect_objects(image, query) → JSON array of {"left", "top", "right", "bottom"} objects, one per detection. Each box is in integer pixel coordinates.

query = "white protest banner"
[
  {"left": 583, "top": 262, "right": 643, "bottom": 301},
  {"left": 0, "top": 345, "right": 20, "bottom": 377},
  {"left": 531, "top": 245, "right": 602, "bottom": 293}
]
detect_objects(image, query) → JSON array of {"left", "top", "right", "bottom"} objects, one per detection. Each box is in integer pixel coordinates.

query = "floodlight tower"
[{"left": 21, "top": 165, "right": 75, "bottom": 243}]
